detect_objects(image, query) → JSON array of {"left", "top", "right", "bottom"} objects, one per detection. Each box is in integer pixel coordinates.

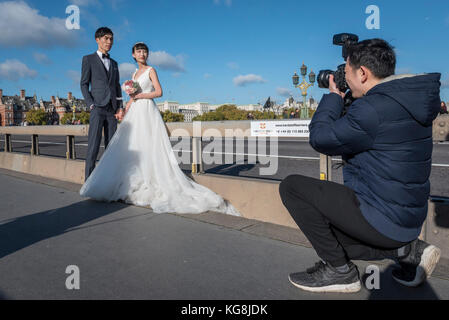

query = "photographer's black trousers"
[{"left": 279, "top": 174, "right": 410, "bottom": 268}]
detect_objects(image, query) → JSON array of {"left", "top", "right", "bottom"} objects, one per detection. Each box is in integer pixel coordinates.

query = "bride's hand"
[{"left": 125, "top": 99, "right": 133, "bottom": 113}]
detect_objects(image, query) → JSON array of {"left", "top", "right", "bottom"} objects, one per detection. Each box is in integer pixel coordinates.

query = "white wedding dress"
[{"left": 80, "top": 67, "right": 240, "bottom": 216}]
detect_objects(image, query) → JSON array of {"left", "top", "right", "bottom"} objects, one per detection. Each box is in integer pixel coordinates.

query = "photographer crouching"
[{"left": 279, "top": 37, "right": 442, "bottom": 293}]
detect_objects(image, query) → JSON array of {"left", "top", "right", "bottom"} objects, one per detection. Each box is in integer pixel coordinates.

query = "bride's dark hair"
[{"left": 132, "top": 42, "right": 149, "bottom": 62}]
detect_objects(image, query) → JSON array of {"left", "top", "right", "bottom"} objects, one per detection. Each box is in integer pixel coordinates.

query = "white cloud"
[
  {"left": 441, "top": 78, "right": 449, "bottom": 89},
  {"left": 0, "top": 1, "right": 78, "bottom": 48},
  {"left": 119, "top": 52, "right": 186, "bottom": 80},
  {"left": 148, "top": 51, "right": 185, "bottom": 72},
  {"left": 395, "top": 67, "right": 412, "bottom": 74},
  {"left": 69, "top": 0, "right": 124, "bottom": 10},
  {"left": 0, "top": 59, "right": 37, "bottom": 81},
  {"left": 67, "top": 70, "right": 81, "bottom": 86},
  {"left": 118, "top": 63, "right": 137, "bottom": 80},
  {"left": 227, "top": 62, "right": 239, "bottom": 70},
  {"left": 33, "top": 52, "right": 52, "bottom": 65},
  {"left": 233, "top": 74, "right": 267, "bottom": 87},
  {"left": 68, "top": 0, "right": 101, "bottom": 6},
  {"left": 276, "top": 87, "right": 293, "bottom": 97},
  {"left": 112, "top": 18, "right": 132, "bottom": 41},
  {"left": 214, "top": 0, "right": 232, "bottom": 6},
  {"left": 107, "top": 0, "right": 125, "bottom": 10}
]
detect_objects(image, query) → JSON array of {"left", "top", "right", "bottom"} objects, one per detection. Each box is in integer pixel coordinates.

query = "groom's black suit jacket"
[{"left": 80, "top": 52, "right": 123, "bottom": 112}]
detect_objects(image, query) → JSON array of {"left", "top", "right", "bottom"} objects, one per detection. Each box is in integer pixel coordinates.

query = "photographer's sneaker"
[
  {"left": 288, "top": 261, "right": 361, "bottom": 293},
  {"left": 392, "top": 239, "right": 441, "bottom": 287}
]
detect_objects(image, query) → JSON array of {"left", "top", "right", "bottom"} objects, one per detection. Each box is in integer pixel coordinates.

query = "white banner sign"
[{"left": 251, "top": 120, "right": 311, "bottom": 137}]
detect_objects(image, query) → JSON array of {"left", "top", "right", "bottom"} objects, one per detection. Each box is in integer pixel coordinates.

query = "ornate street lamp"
[
  {"left": 72, "top": 103, "right": 76, "bottom": 123},
  {"left": 292, "top": 62, "right": 315, "bottom": 119}
]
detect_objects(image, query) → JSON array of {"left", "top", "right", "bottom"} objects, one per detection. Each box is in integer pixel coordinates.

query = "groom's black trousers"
[
  {"left": 279, "top": 174, "right": 409, "bottom": 267},
  {"left": 85, "top": 103, "right": 117, "bottom": 180}
]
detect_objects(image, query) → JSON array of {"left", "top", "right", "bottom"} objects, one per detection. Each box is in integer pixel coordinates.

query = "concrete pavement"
[{"left": 1, "top": 168, "right": 449, "bottom": 300}]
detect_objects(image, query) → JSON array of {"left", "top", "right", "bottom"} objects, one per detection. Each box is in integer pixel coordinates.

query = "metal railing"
[
  {"left": 0, "top": 120, "right": 332, "bottom": 180},
  {"left": 0, "top": 125, "right": 88, "bottom": 160}
]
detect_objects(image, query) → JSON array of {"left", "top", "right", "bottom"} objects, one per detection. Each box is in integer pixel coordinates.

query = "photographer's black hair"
[
  {"left": 347, "top": 39, "right": 396, "bottom": 79},
  {"left": 132, "top": 42, "right": 149, "bottom": 62},
  {"left": 95, "top": 27, "right": 114, "bottom": 39}
]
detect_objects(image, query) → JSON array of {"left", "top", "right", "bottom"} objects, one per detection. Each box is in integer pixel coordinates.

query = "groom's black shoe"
[{"left": 288, "top": 261, "right": 361, "bottom": 293}]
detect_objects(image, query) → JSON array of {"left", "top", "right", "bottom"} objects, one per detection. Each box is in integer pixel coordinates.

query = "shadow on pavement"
[
  {"left": 364, "top": 265, "right": 440, "bottom": 300},
  {"left": 0, "top": 200, "right": 127, "bottom": 260},
  {"left": 206, "top": 162, "right": 256, "bottom": 176}
]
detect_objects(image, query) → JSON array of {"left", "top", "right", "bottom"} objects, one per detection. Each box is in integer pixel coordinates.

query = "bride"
[{"left": 80, "top": 42, "right": 240, "bottom": 216}]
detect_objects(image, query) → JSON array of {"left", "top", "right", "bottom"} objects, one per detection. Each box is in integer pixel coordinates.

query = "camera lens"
[{"left": 317, "top": 70, "right": 333, "bottom": 89}]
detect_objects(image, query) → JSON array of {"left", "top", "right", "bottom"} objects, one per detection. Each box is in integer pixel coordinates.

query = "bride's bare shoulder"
[{"left": 148, "top": 66, "right": 159, "bottom": 77}]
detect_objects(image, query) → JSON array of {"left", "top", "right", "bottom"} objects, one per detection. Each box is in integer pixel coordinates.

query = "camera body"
[
  {"left": 317, "top": 64, "right": 347, "bottom": 92},
  {"left": 317, "top": 33, "right": 359, "bottom": 93}
]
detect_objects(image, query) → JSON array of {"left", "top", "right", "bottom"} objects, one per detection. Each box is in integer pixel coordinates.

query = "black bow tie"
[{"left": 102, "top": 53, "right": 110, "bottom": 59}]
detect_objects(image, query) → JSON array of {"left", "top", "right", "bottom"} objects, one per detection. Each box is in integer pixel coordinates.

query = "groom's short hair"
[{"left": 95, "top": 27, "right": 113, "bottom": 39}]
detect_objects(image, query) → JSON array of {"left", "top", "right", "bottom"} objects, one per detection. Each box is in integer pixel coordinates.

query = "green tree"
[
  {"left": 60, "top": 113, "right": 74, "bottom": 125},
  {"left": 79, "top": 111, "right": 90, "bottom": 124},
  {"left": 193, "top": 112, "right": 225, "bottom": 121},
  {"left": 59, "top": 112, "right": 90, "bottom": 125},
  {"left": 26, "top": 109, "right": 48, "bottom": 125},
  {"left": 252, "top": 110, "right": 277, "bottom": 120},
  {"left": 192, "top": 104, "right": 284, "bottom": 121},
  {"left": 161, "top": 110, "right": 184, "bottom": 122},
  {"left": 308, "top": 108, "right": 316, "bottom": 118}
]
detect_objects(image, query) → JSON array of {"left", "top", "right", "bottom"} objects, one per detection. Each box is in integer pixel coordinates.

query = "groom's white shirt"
[{"left": 96, "top": 50, "right": 110, "bottom": 71}]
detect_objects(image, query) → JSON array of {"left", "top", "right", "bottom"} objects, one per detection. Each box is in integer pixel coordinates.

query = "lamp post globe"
[
  {"left": 309, "top": 70, "right": 316, "bottom": 84},
  {"left": 292, "top": 72, "right": 299, "bottom": 86},
  {"left": 300, "top": 63, "right": 307, "bottom": 77}
]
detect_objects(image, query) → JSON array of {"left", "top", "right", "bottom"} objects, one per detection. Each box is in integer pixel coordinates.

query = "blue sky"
[{"left": 0, "top": 0, "right": 448, "bottom": 105}]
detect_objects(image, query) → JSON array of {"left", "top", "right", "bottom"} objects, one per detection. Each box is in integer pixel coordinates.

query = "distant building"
[
  {"left": 309, "top": 97, "right": 318, "bottom": 110},
  {"left": 179, "top": 109, "right": 199, "bottom": 122},
  {"left": 157, "top": 100, "right": 265, "bottom": 117},
  {"left": 281, "top": 96, "right": 318, "bottom": 111},
  {"left": 158, "top": 101, "right": 211, "bottom": 116},
  {"left": 0, "top": 89, "right": 87, "bottom": 126},
  {"left": 157, "top": 101, "right": 180, "bottom": 113},
  {"left": 237, "top": 104, "right": 263, "bottom": 112},
  {"left": 180, "top": 102, "right": 210, "bottom": 115},
  {"left": 0, "top": 89, "right": 38, "bottom": 126}
]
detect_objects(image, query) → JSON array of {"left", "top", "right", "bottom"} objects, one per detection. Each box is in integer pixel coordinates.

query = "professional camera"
[{"left": 317, "top": 33, "right": 359, "bottom": 93}]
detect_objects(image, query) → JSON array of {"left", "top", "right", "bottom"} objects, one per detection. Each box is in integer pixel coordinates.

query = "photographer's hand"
[{"left": 329, "top": 75, "right": 346, "bottom": 99}]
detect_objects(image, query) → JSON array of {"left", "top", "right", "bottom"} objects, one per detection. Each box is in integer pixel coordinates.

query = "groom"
[{"left": 81, "top": 27, "right": 124, "bottom": 180}]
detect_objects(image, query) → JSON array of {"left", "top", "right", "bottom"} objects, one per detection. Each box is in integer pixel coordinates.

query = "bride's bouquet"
[{"left": 122, "top": 80, "right": 141, "bottom": 96}]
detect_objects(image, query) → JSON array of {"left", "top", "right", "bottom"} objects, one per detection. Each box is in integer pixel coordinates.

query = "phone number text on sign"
[{"left": 251, "top": 120, "right": 311, "bottom": 137}]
